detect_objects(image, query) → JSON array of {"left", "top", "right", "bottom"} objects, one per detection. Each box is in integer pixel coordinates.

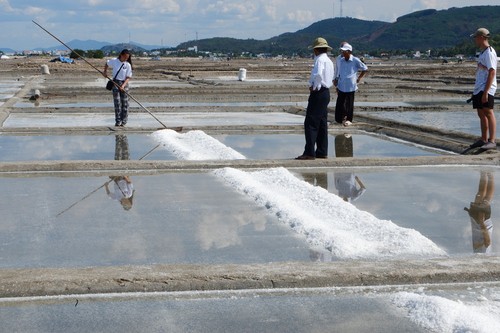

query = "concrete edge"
[
  {"left": 0, "top": 155, "right": 498, "bottom": 174},
  {"left": 1, "top": 256, "right": 499, "bottom": 298}
]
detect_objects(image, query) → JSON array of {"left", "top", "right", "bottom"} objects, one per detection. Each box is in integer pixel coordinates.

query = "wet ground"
[{"left": 0, "top": 57, "right": 499, "bottom": 332}]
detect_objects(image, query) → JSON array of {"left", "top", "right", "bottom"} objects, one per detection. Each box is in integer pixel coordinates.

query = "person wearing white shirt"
[
  {"left": 469, "top": 28, "right": 498, "bottom": 150},
  {"left": 296, "top": 37, "right": 335, "bottom": 160},
  {"left": 334, "top": 42, "right": 368, "bottom": 126},
  {"left": 103, "top": 49, "right": 133, "bottom": 127}
]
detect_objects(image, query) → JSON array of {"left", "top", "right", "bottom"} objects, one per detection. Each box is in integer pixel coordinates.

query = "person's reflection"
[
  {"left": 301, "top": 172, "right": 328, "bottom": 190},
  {"left": 105, "top": 134, "right": 134, "bottom": 210},
  {"left": 333, "top": 134, "right": 366, "bottom": 202},
  {"left": 464, "top": 171, "right": 494, "bottom": 253},
  {"left": 335, "top": 133, "right": 353, "bottom": 158}
]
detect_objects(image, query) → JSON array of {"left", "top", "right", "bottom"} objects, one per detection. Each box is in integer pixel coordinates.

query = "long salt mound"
[
  {"left": 213, "top": 167, "right": 446, "bottom": 259},
  {"left": 392, "top": 292, "right": 500, "bottom": 333},
  {"left": 152, "top": 129, "right": 246, "bottom": 160}
]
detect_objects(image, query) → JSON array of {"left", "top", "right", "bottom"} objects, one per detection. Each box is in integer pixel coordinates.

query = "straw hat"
[{"left": 309, "top": 37, "right": 332, "bottom": 50}]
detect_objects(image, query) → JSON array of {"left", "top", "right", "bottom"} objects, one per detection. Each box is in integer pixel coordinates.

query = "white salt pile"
[
  {"left": 392, "top": 292, "right": 500, "bottom": 333},
  {"left": 153, "top": 129, "right": 446, "bottom": 259},
  {"left": 213, "top": 167, "right": 446, "bottom": 259},
  {"left": 151, "top": 129, "right": 246, "bottom": 160}
]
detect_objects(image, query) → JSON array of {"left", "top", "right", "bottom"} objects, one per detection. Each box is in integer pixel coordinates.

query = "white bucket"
[
  {"left": 40, "top": 64, "right": 50, "bottom": 75},
  {"left": 238, "top": 68, "right": 247, "bottom": 81}
]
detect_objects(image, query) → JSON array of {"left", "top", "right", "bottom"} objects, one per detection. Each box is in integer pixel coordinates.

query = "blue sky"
[{"left": 1, "top": 0, "right": 498, "bottom": 50}]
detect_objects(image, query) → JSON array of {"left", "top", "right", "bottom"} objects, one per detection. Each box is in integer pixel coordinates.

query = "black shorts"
[{"left": 472, "top": 92, "right": 495, "bottom": 109}]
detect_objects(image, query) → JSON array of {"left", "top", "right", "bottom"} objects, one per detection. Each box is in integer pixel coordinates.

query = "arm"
[
  {"left": 311, "top": 60, "right": 325, "bottom": 91},
  {"left": 103, "top": 63, "right": 109, "bottom": 78},
  {"left": 357, "top": 70, "right": 367, "bottom": 84},
  {"left": 483, "top": 68, "right": 496, "bottom": 104},
  {"left": 120, "top": 77, "right": 131, "bottom": 91},
  {"left": 356, "top": 59, "right": 368, "bottom": 84}
]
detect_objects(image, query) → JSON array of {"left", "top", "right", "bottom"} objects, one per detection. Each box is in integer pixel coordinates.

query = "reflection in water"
[
  {"left": 333, "top": 134, "right": 366, "bottom": 202},
  {"left": 335, "top": 133, "right": 353, "bottom": 158},
  {"left": 105, "top": 134, "right": 134, "bottom": 211},
  {"left": 465, "top": 171, "right": 494, "bottom": 253},
  {"left": 196, "top": 210, "right": 266, "bottom": 251},
  {"left": 334, "top": 174, "right": 366, "bottom": 202},
  {"left": 301, "top": 172, "right": 328, "bottom": 190}
]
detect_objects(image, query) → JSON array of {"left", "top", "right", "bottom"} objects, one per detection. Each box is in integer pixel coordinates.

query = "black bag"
[
  {"left": 106, "top": 80, "right": 114, "bottom": 90},
  {"left": 105, "top": 63, "right": 125, "bottom": 90}
]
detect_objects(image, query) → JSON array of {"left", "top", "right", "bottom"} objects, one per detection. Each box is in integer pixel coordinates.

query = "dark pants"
[
  {"left": 112, "top": 80, "right": 129, "bottom": 125},
  {"left": 335, "top": 90, "right": 355, "bottom": 123},
  {"left": 303, "top": 88, "right": 330, "bottom": 157}
]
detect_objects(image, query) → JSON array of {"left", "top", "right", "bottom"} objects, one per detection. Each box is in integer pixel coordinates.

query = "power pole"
[{"left": 340, "top": 0, "right": 343, "bottom": 17}]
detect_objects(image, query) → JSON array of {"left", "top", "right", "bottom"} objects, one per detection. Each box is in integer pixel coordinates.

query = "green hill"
[
  {"left": 177, "top": 5, "right": 500, "bottom": 55},
  {"left": 365, "top": 6, "right": 500, "bottom": 50}
]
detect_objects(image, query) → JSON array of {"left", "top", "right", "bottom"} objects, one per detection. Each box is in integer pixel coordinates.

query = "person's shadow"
[
  {"left": 465, "top": 171, "right": 494, "bottom": 253},
  {"left": 105, "top": 134, "right": 135, "bottom": 211}
]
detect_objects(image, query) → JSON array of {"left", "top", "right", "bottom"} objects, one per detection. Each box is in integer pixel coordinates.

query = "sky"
[{"left": 1, "top": 0, "right": 498, "bottom": 50}]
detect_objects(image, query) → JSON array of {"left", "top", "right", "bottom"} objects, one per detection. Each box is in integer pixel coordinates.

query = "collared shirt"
[
  {"left": 107, "top": 58, "right": 133, "bottom": 81},
  {"left": 336, "top": 54, "right": 368, "bottom": 93},
  {"left": 474, "top": 46, "right": 497, "bottom": 95},
  {"left": 309, "top": 53, "right": 334, "bottom": 91}
]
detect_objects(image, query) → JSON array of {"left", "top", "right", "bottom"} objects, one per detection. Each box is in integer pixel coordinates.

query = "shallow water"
[
  {"left": 359, "top": 110, "right": 481, "bottom": 136},
  {"left": 0, "top": 166, "right": 497, "bottom": 269},
  {"left": 13, "top": 101, "right": 308, "bottom": 108},
  {"left": 3, "top": 112, "right": 306, "bottom": 127},
  {"left": 0, "top": 132, "right": 441, "bottom": 161},
  {"left": 214, "top": 133, "right": 442, "bottom": 159},
  {"left": 296, "top": 166, "right": 500, "bottom": 257},
  {"left": 0, "top": 134, "right": 174, "bottom": 161}
]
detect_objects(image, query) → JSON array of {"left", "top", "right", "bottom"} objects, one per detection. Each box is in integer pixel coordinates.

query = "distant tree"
[
  {"left": 86, "top": 50, "right": 104, "bottom": 59},
  {"left": 70, "top": 49, "right": 85, "bottom": 59}
]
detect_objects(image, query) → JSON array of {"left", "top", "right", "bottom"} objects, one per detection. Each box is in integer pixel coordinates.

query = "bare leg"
[{"left": 478, "top": 108, "right": 496, "bottom": 142}]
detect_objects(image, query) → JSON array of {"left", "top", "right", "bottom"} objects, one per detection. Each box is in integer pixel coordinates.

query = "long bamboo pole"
[{"left": 32, "top": 20, "right": 169, "bottom": 129}]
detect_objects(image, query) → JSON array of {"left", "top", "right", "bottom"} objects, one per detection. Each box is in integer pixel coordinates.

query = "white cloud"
[
  {"left": 286, "top": 9, "right": 315, "bottom": 25},
  {"left": 136, "top": 0, "right": 180, "bottom": 14},
  {"left": 0, "top": 0, "right": 13, "bottom": 12},
  {"left": 2, "top": 0, "right": 500, "bottom": 50}
]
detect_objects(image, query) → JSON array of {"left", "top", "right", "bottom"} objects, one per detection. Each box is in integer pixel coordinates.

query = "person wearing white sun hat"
[{"left": 334, "top": 42, "right": 368, "bottom": 127}]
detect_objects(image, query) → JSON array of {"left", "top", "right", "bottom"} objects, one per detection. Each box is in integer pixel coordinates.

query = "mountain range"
[
  {"left": 0, "top": 40, "right": 164, "bottom": 53},
  {"left": 178, "top": 5, "right": 500, "bottom": 54},
  {"left": 2, "top": 5, "right": 499, "bottom": 55}
]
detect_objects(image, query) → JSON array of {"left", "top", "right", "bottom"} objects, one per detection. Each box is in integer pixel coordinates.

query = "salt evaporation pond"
[
  {"left": 3, "top": 112, "right": 305, "bottom": 127},
  {"left": 0, "top": 132, "right": 442, "bottom": 161},
  {"left": 359, "top": 110, "right": 479, "bottom": 136},
  {"left": 1, "top": 283, "right": 498, "bottom": 333}
]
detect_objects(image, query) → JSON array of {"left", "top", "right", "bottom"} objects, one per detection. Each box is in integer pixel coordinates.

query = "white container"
[
  {"left": 238, "top": 68, "right": 247, "bottom": 81},
  {"left": 40, "top": 64, "right": 50, "bottom": 75}
]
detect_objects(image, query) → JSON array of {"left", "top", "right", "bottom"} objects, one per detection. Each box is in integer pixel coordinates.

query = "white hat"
[{"left": 340, "top": 43, "right": 353, "bottom": 52}]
